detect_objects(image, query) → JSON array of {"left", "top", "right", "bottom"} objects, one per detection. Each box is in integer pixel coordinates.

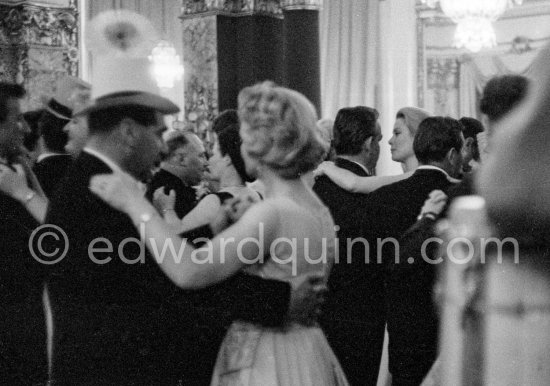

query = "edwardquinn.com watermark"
[{"left": 28, "top": 222, "right": 520, "bottom": 273}]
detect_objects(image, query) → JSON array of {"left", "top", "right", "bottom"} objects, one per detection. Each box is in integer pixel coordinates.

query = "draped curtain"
[
  {"left": 319, "top": 0, "right": 379, "bottom": 119},
  {"left": 459, "top": 50, "right": 538, "bottom": 118}
]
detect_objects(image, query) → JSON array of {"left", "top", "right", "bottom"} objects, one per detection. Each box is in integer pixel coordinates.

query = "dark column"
[
  {"left": 180, "top": 0, "right": 323, "bottom": 136},
  {"left": 217, "top": 14, "right": 284, "bottom": 111},
  {"left": 282, "top": 1, "right": 322, "bottom": 115},
  {"left": 181, "top": 1, "right": 284, "bottom": 126}
]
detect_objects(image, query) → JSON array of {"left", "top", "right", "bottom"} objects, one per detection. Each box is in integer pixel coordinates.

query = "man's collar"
[
  {"left": 336, "top": 157, "right": 371, "bottom": 176},
  {"left": 36, "top": 152, "right": 66, "bottom": 163},
  {"left": 160, "top": 163, "right": 189, "bottom": 185},
  {"left": 417, "top": 165, "right": 461, "bottom": 183},
  {"left": 349, "top": 160, "right": 371, "bottom": 176},
  {"left": 83, "top": 147, "right": 122, "bottom": 173}
]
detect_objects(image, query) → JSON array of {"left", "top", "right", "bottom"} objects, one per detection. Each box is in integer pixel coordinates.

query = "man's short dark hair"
[
  {"left": 459, "top": 117, "right": 484, "bottom": 162},
  {"left": 0, "top": 82, "right": 25, "bottom": 122},
  {"left": 212, "top": 109, "right": 239, "bottom": 135},
  {"left": 38, "top": 111, "right": 68, "bottom": 153},
  {"left": 413, "top": 116, "right": 464, "bottom": 165},
  {"left": 333, "top": 106, "right": 379, "bottom": 155},
  {"left": 480, "top": 75, "right": 528, "bottom": 122},
  {"left": 87, "top": 105, "right": 158, "bottom": 134}
]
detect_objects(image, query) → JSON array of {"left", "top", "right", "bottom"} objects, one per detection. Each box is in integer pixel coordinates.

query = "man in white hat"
[{"left": 43, "top": 11, "right": 325, "bottom": 385}]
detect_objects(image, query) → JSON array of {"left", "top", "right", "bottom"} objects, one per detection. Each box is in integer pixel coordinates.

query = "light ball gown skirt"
[{"left": 210, "top": 321, "right": 349, "bottom": 386}]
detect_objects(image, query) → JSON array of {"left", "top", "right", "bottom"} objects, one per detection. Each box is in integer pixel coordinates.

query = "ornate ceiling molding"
[{"left": 180, "top": 0, "right": 283, "bottom": 19}]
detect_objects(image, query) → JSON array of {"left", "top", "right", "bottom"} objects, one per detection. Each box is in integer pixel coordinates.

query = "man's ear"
[
  {"left": 446, "top": 147, "right": 460, "bottom": 165},
  {"left": 464, "top": 137, "right": 474, "bottom": 150},
  {"left": 363, "top": 137, "right": 373, "bottom": 153},
  {"left": 223, "top": 153, "right": 232, "bottom": 166},
  {"left": 118, "top": 118, "right": 139, "bottom": 146}
]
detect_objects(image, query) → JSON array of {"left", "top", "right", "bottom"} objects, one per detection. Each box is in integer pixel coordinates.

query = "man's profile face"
[
  {"left": 461, "top": 137, "right": 475, "bottom": 173},
  {"left": 0, "top": 97, "right": 25, "bottom": 157},
  {"left": 449, "top": 132, "right": 465, "bottom": 178},
  {"left": 366, "top": 122, "right": 382, "bottom": 170},
  {"left": 130, "top": 113, "right": 166, "bottom": 180},
  {"left": 172, "top": 134, "right": 207, "bottom": 186},
  {"left": 63, "top": 116, "right": 89, "bottom": 156}
]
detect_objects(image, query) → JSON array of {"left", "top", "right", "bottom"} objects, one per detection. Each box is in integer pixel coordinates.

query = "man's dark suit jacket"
[
  {"left": 313, "top": 157, "right": 386, "bottom": 386},
  {"left": 32, "top": 154, "right": 72, "bottom": 198},
  {"left": 0, "top": 191, "right": 46, "bottom": 385},
  {"left": 146, "top": 168, "right": 197, "bottom": 219},
  {"left": 363, "top": 168, "right": 454, "bottom": 386},
  {"left": 45, "top": 151, "right": 290, "bottom": 385}
]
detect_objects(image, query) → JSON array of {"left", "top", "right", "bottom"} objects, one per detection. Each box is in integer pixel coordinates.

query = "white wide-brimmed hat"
[{"left": 76, "top": 10, "right": 179, "bottom": 116}]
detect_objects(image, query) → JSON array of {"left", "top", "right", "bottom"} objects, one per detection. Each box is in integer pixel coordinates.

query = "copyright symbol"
[{"left": 28, "top": 224, "right": 69, "bottom": 265}]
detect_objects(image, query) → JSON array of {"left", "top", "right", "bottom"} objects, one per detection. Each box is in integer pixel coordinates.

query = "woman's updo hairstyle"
[
  {"left": 217, "top": 123, "right": 254, "bottom": 183},
  {"left": 238, "top": 82, "right": 326, "bottom": 179}
]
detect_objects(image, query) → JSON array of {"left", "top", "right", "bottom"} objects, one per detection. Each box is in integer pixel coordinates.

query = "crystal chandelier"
[
  {"left": 149, "top": 40, "right": 184, "bottom": 89},
  {"left": 421, "top": 0, "right": 523, "bottom": 52}
]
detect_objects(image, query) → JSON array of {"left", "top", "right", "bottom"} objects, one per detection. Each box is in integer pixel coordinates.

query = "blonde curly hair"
[{"left": 238, "top": 82, "right": 326, "bottom": 179}]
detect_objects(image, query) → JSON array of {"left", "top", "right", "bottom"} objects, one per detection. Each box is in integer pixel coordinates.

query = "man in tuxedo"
[
  {"left": 146, "top": 130, "right": 207, "bottom": 219},
  {"left": 0, "top": 82, "right": 47, "bottom": 384},
  {"left": 32, "top": 111, "right": 72, "bottom": 197},
  {"left": 313, "top": 106, "right": 385, "bottom": 386},
  {"left": 363, "top": 116, "right": 464, "bottom": 386},
  {"left": 33, "top": 76, "right": 91, "bottom": 197}
]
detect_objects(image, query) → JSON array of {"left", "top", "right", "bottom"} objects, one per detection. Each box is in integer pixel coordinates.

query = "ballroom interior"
[{"left": 1, "top": 1, "right": 550, "bottom": 385}]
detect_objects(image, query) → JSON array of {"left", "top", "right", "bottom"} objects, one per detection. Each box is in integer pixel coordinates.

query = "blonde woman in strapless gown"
[{"left": 210, "top": 197, "right": 347, "bottom": 386}]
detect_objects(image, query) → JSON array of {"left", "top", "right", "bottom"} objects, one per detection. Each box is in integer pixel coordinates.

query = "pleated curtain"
[{"left": 319, "top": 0, "right": 379, "bottom": 120}]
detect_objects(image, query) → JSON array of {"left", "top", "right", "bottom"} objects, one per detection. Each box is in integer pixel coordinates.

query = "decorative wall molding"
[
  {"left": 426, "top": 57, "right": 459, "bottom": 90},
  {"left": 0, "top": 1, "right": 78, "bottom": 67},
  {"left": 181, "top": 15, "right": 218, "bottom": 143},
  {"left": 281, "top": 0, "right": 322, "bottom": 11},
  {"left": 180, "top": 0, "right": 283, "bottom": 19},
  {"left": 0, "top": 45, "right": 19, "bottom": 81},
  {"left": 426, "top": 56, "right": 459, "bottom": 113},
  {"left": 0, "top": 0, "right": 78, "bottom": 110}
]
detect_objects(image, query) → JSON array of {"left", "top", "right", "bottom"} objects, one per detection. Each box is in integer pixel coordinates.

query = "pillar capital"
[
  {"left": 0, "top": 0, "right": 78, "bottom": 110},
  {"left": 281, "top": 0, "right": 322, "bottom": 11},
  {"left": 180, "top": 0, "right": 283, "bottom": 19}
]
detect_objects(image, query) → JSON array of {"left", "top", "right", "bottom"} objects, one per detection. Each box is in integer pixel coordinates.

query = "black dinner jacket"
[
  {"left": 313, "top": 158, "right": 387, "bottom": 386},
  {"left": 45, "top": 151, "right": 290, "bottom": 385},
  {"left": 364, "top": 168, "right": 455, "bottom": 385},
  {"left": 313, "top": 158, "right": 385, "bottom": 321},
  {"left": 32, "top": 154, "right": 72, "bottom": 198},
  {"left": 0, "top": 191, "right": 46, "bottom": 385},
  {"left": 363, "top": 167, "right": 454, "bottom": 254},
  {"left": 146, "top": 168, "right": 197, "bottom": 219}
]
